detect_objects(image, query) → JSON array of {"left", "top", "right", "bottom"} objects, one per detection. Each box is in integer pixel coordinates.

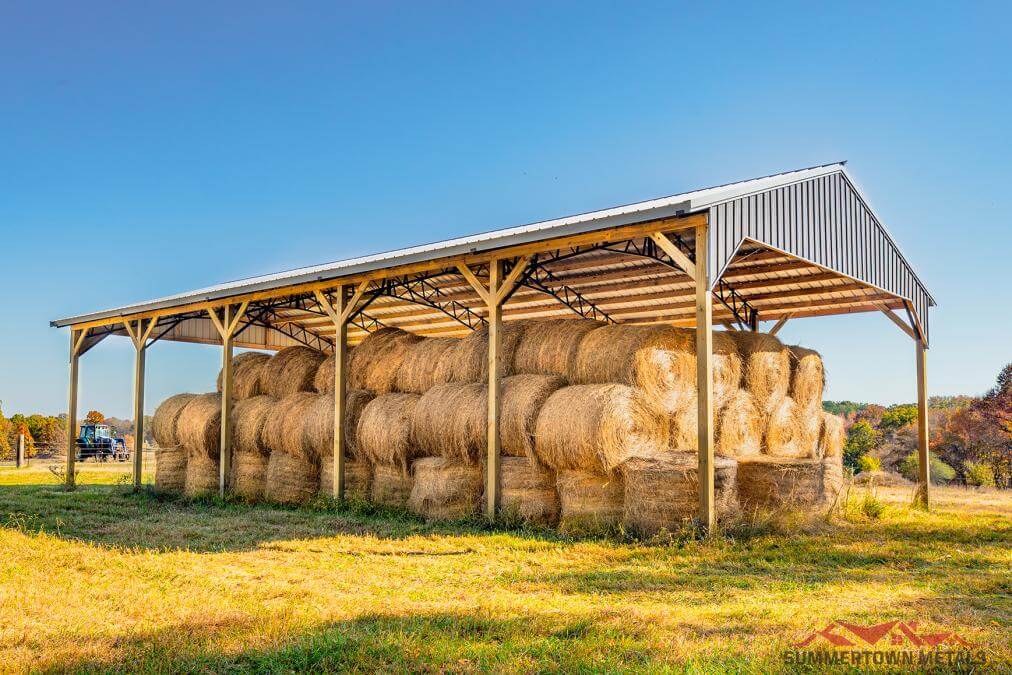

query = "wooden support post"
[
  {"left": 486, "top": 259, "right": 504, "bottom": 517},
  {"left": 16, "top": 434, "right": 24, "bottom": 468},
  {"left": 208, "top": 302, "right": 248, "bottom": 497},
  {"left": 65, "top": 328, "right": 87, "bottom": 489},
  {"left": 915, "top": 340, "right": 931, "bottom": 509},
  {"left": 693, "top": 221, "right": 715, "bottom": 532},
  {"left": 769, "top": 314, "right": 791, "bottom": 337},
  {"left": 124, "top": 318, "right": 156, "bottom": 490}
]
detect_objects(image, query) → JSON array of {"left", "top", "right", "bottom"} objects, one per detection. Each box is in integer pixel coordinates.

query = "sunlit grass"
[{"left": 1, "top": 465, "right": 1009, "bottom": 672}]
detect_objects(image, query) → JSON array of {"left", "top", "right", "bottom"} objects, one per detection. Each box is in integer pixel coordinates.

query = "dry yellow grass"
[{"left": 0, "top": 465, "right": 1008, "bottom": 672}]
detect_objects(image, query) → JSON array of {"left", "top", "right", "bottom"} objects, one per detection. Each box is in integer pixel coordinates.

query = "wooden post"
[
  {"left": 915, "top": 340, "right": 931, "bottom": 509},
  {"left": 208, "top": 302, "right": 248, "bottom": 497},
  {"left": 486, "top": 259, "right": 504, "bottom": 517},
  {"left": 65, "top": 328, "right": 86, "bottom": 489},
  {"left": 15, "top": 434, "right": 24, "bottom": 468},
  {"left": 694, "top": 221, "right": 715, "bottom": 532},
  {"left": 333, "top": 290, "right": 348, "bottom": 500},
  {"left": 124, "top": 318, "right": 156, "bottom": 491}
]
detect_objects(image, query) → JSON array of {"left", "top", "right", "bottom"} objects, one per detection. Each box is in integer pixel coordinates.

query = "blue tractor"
[{"left": 75, "top": 423, "right": 129, "bottom": 462}]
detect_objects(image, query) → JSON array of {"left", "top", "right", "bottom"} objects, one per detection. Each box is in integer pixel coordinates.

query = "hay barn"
[{"left": 51, "top": 163, "right": 936, "bottom": 527}]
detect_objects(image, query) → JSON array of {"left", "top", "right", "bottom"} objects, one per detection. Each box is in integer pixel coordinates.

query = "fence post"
[{"left": 16, "top": 434, "right": 25, "bottom": 468}]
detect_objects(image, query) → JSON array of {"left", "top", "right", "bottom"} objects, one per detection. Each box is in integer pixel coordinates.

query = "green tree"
[
  {"left": 880, "top": 404, "right": 919, "bottom": 430},
  {"left": 899, "top": 451, "right": 956, "bottom": 484},
  {"left": 844, "top": 420, "right": 881, "bottom": 472}
]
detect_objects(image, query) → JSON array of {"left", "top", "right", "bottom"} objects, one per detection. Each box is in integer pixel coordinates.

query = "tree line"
[{"left": 0, "top": 406, "right": 151, "bottom": 460}]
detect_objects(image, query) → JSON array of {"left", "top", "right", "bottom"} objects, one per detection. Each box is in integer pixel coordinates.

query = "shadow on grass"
[{"left": 43, "top": 611, "right": 666, "bottom": 673}]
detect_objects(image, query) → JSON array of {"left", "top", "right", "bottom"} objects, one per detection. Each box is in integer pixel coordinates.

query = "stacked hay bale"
[
  {"left": 500, "top": 456, "right": 559, "bottom": 526},
  {"left": 511, "top": 318, "right": 603, "bottom": 379},
  {"left": 432, "top": 320, "right": 532, "bottom": 383},
  {"left": 789, "top": 346, "right": 826, "bottom": 455},
  {"left": 357, "top": 393, "right": 422, "bottom": 507},
  {"left": 217, "top": 351, "right": 270, "bottom": 400},
  {"left": 304, "top": 389, "right": 375, "bottom": 499},
  {"left": 349, "top": 327, "right": 423, "bottom": 393},
  {"left": 228, "top": 395, "right": 274, "bottom": 501},
  {"left": 261, "top": 346, "right": 326, "bottom": 399},
  {"left": 177, "top": 393, "right": 222, "bottom": 498},
  {"left": 408, "top": 457, "right": 484, "bottom": 521},
  {"left": 736, "top": 456, "right": 830, "bottom": 511},
  {"left": 263, "top": 392, "right": 320, "bottom": 504},
  {"left": 151, "top": 393, "right": 195, "bottom": 493}
]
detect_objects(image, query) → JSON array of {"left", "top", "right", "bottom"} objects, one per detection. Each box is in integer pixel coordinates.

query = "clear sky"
[{"left": 2, "top": 2, "right": 1009, "bottom": 418}]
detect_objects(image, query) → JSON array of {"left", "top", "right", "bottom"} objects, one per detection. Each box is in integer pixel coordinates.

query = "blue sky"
[{"left": 2, "top": 1, "right": 1009, "bottom": 418}]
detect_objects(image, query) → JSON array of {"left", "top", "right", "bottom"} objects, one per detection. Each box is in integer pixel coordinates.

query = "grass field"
[{"left": 1, "top": 464, "right": 1009, "bottom": 673}]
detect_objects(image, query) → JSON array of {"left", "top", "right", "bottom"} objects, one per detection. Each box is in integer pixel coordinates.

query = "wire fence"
[{"left": 1, "top": 435, "right": 157, "bottom": 469}]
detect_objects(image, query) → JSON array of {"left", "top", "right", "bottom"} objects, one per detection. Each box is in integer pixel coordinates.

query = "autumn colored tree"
[{"left": 84, "top": 410, "right": 105, "bottom": 425}]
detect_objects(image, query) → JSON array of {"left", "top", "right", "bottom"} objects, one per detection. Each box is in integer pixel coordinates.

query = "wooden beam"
[
  {"left": 65, "top": 329, "right": 82, "bottom": 489},
  {"left": 131, "top": 334, "right": 146, "bottom": 490},
  {"left": 650, "top": 231, "right": 696, "bottom": 278},
  {"left": 496, "top": 255, "right": 532, "bottom": 304},
  {"left": 456, "top": 264, "right": 490, "bottom": 304},
  {"left": 915, "top": 341, "right": 930, "bottom": 510},
  {"left": 694, "top": 221, "right": 715, "bottom": 532},
  {"left": 769, "top": 314, "right": 792, "bottom": 336},
  {"left": 486, "top": 260, "right": 504, "bottom": 518},
  {"left": 339, "top": 280, "right": 372, "bottom": 325},
  {"left": 879, "top": 303, "right": 917, "bottom": 340}
]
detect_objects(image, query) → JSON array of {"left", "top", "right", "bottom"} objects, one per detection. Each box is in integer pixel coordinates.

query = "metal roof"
[{"left": 54, "top": 162, "right": 870, "bottom": 326}]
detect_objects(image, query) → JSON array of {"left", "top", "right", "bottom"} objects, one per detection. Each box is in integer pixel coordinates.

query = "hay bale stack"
[
  {"left": 818, "top": 412, "right": 845, "bottom": 459},
  {"left": 556, "top": 470, "right": 625, "bottom": 536},
  {"left": 261, "top": 346, "right": 326, "bottom": 399},
  {"left": 155, "top": 446, "right": 187, "bottom": 493},
  {"left": 622, "top": 453, "right": 738, "bottom": 536},
  {"left": 184, "top": 454, "right": 220, "bottom": 498},
  {"left": 533, "top": 384, "right": 667, "bottom": 475},
  {"left": 412, "top": 375, "right": 565, "bottom": 464},
  {"left": 226, "top": 395, "right": 274, "bottom": 500},
  {"left": 736, "top": 457, "right": 827, "bottom": 510},
  {"left": 263, "top": 392, "right": 319, "bottom": 458},
  {"left": 217, "top": 351, "right": 270, "bottom": 400},
  {"left": 264, "top": 449, "right": 319, "bottom": 504},
  {"left": 716, "top": 389, "right": 763, "bottom": 458},
  {"left": 788, "top": 346, "right": 825, "bottom": 410},
  {"left": 394, "top": 337, "right": 460, "bottom": 393},
  {"left": 357, "top": 393, "right": 424, "bottom": 474},
  {"left": 152, "top": 393, "right": 196, "bottom": 450},
  {"left": 349, "top": 328, "right": 423, "bottom": 393},
  {"left": 434, "top": 320, "right": 531, "bottom": 383},
  {"left": 730, "top": 332, "right": 791, "bottom": 414},
  {"left": 319, "top": 459, "right": 373, "bottom": 500},
  {"left": 228, "top": 395, "right": 274, "bottom": 500},
  {"left": 822, "top": 455, "right": 844, "bottom": 505},
  {"left": 512, "top": 318, "right": 603, "bottom": 378},
  {"left": 302, "top": 390, "right": 375, "bottom": 461},
  {"left": 371, "top": 464, "right": 414, "bottom": 508},
  {"left": 177, "top": 393, "right": 223, "bottom": 498},
  {"left": 796, "top": 407, "right": 823, "bottom": 459},
  {"left": 407, "top": 457, "right": 483, "bottom": 521},
  {"left": 764, "top": 397, "right": 808, "bottom": 458},
  {"left": 501, "top": 456, "right": 560, "bottom": 526},
  {"left": 314, "top": 347, "right": 362, "bottom": 394}
]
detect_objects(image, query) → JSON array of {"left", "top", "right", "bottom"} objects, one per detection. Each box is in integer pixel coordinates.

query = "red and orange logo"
[{"left": 794, "top": 620, "right": 972, "bottom": 649}]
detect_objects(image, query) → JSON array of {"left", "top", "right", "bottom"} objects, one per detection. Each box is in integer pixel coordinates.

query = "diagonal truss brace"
[
  {"left": 360, "top": 271, "right": 488, "bottom": 330},
  {"left": 515, "top": 254, "right": 615, "bottom": 323}
]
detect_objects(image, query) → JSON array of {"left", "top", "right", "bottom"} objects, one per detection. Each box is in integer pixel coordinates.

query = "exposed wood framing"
[
  {"left": 769, "top": 314, "right": 792, "bottom": 336},
  {"left": 879, "top": 303, "right": 917, "bottom": 340},
  {"left": 123, "top": 318, "right": 157, "bottom": 490},
  {"left": 64, "top": 328, "right": 87, "bottom": 489},
  {"left": 315, "top": 288, "right": 356, "bottom": 499},
  {"left": 693, "top": 222, "right": 715, "bottom": 532},
  {"left": 208, "top": 302, "right": 248, "bottom": 497},
  {"left": 915, "top": 341, "right": 931, "bottom": 510}
]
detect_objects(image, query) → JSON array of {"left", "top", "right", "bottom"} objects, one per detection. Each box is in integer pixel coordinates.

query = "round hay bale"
[
  {"left": 394, "top": 337, "right": 460, "bottom": 393},
  {"left": 787, "top": 346, "right": 825, "bottom": 410},
  {"left": 408, "top": 457, "right": 483, "bottom": 521},
  {"left": 411, "top": 375, "right": 565, "bottom": 464},
  {"left": 177, "top": 393, "right": 221, "bottom": 460},
  {"left": 764, "top": 396, "right": 807, "bottom": 458},
  {"left": 716, "top": 389, "right": 762, "bottom": 458},
  {"left": 729, "top": 332, "right": 790, "bottom": 413},
  {"left": 533, "top": 384, "right": 667, "bottom": 474},
  {"left": 357, "top": 393, "right": 424, "bottom": 474},
  {"left": 184, "top": 453, "right": 219, "bottom": 498},
  {"left": 264, "top": 449, "right": 319, "bottom": 504},
  {"left": 736, "top": 457, "right": 825, "bottom": 510},
  {"left": 262, "top": 392, "right": 319, "bottom": 459},
  {"left": 570, "top": 324, "right": 696, "bottom": 415},
  {"left": 852, "top": 470, "right": 911, "bottom": 487},
  {"left": 314, "top": 348, "right": 360, "bottom": 394},
  {"left": 556, "top": 470, "right": 624, "bottom": 536},
  {"left": 434, "top": 321, "right": 531, "bottom": 383},
  {"left": 217, "top": 351, "right": 270, "bottom": 401},
  {"left": 349, "top": 327, "right": 423, "bottom": 393},
  {"left": 501, "top": 456, "right": 559, "bottom": 526},
  {"left": 302, "top": 390, "right": 375, "bottom": 461},
  {"left": 228, "top": 395, "right": 274, "bottom": 500},
  {"left": 152, "top": 393, "right": 197, "bottom": 449},
  {"left": 319, "top": 459, "right": 372, "bottom": 500},
  {"left": 155, "top": 446, "right": 187, "bottom": 493},
  {"left": 261, "top": 346, "right": 327, "bottom": 400},
  {"left": 622, "top": 452, "right": 738, "bottom": 536},
  {"left": 712, "top": 331, "right": 744, "bottom": 409},
  {"left": 371, "top": 463, "right": 414, "bottom": 508},
  {"left": 818, "top": 412, "right": 845, "bottom": 459},
  {"left": 512, "top": 318, "right": 603, "bottom": 378},
  {"left": 796, "top": 405, "right": 824, "bottom": 459}
]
